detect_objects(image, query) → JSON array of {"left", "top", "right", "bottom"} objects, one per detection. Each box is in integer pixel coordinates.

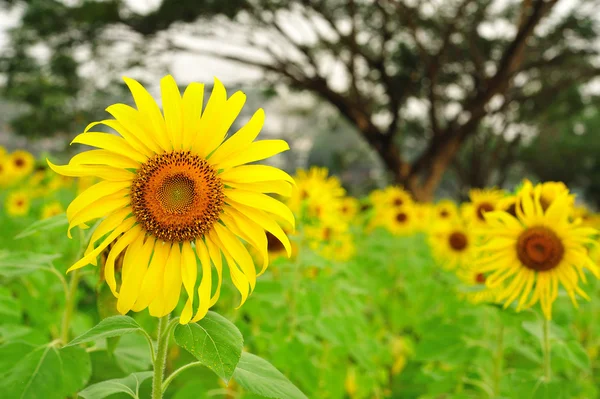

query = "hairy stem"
[{"left": 152, "top": 314, "right": 171, "bottom": 399}]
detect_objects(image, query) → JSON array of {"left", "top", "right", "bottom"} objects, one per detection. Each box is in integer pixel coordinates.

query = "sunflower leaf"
[
  {"left": 15, "top": 213, "right": 69, "bottom": 239},
  {"left": 233, "top": 352, "right": 308, "bottom": 399},
  {"left": 0, "top": 343, "right": 91, "bottom": 399},
  {"left": 67, "top": 315, "right": 145, "bottom": 347},
  {"left": 173, "top": 311, "right": 243, "bottom": 383},
  {"left": 0, "top": 250, "right": 62, "bottom": 278},
  {"left": 77, "top": 371, "right": 153, "bottom": 399}
]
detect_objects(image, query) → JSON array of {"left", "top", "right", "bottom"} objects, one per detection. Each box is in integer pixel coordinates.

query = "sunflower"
[
  {"left": 382, "top": 186, "right": 413, "bottom": 208},
  {"left": 0, "top": 157, "right": 15, "bottom": 187},
  {"left": 305, "top": 222, "right": 355, "bottom": 262},
  {"left": 338, "top": 196, "right": 359, "bottom": 222},
  {"left": 463, "top": 188, "right": 505, "bottom": 226},
  {"left": 429, "top": 220, "right": 475, "bottom": 270},
  {"left": 10, "top": 150, "right": 35, "bottom": 178},
  {"left": 48, "top": 75, "right": 294, "bottom": 324},
  {"left": 382, "top": 204, "right": 417, "bottom": 236},
  {"left": 434, "top": 199, "right": 458, "bottom": 222},
  {"left": 41, "top": 202, "right": 64, "bottom": 219},
  {"left": 289, "top": 166, "right": 345, "bottom": 220},
  {"left": 476, "top": 190, "right": 599, "bottom": 319},
  {"left": 6, "top": 191, "right": 30, "bottom": 217},
  {"left": 456, "top": 269, "right": 500, "bottom": 305}
]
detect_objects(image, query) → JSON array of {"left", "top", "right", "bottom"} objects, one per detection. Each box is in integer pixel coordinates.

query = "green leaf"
[
  {"left": 68, "top": 315, "right": 145, "bottom": 347},
  {"left": 0, "top": 287, "right": 21, "bottom": 323},
  {"left": 0, "top": 341, "right": 35, "bottom": 374},
  {"left": 0, "top": 344, "right": 91, "bottom": 399},
  {"left": 0, "top": 251, "right": 62, "bottom": 278},
  {"left": 15, "top": 213, "right": 68, "bottom": 239},
  {"left": 173, "top": 311, "right": 243, "bottom": 383},
  {"left": 114, "top": 334, "right": 152, "bottom": 375},
  {"left": 78, "top": 371, "right": 153, "bottom": 399},
  {"left": 233, "top": 352, "right": 308, "bottom": 399}
]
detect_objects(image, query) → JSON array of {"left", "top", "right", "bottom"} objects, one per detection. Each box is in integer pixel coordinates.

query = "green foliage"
[
  {"left": 174, "top": 311, "right": 244, "bottom": 383},
  {"left": 67, "top": 315, "right": 146, "bottom": 347},
  {"left": 78, "top": 371, "right": 153, "bottom": 399}
]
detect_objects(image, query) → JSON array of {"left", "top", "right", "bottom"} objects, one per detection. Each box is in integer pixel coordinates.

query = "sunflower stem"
[
  {"left": 60, "top": 269, "right": 80, "bottom": 344},
  {"left": 542, "top": 317, "right": 551, "bottom": 382},
  {"left": 152, "top": 314, "right": 171, "bottom": 399},
  {"left": 492, "top": 320, "right": 504, "bottom": 396},
  {"left": 161, "top": 361, "right": 203, "bottom": 392}
]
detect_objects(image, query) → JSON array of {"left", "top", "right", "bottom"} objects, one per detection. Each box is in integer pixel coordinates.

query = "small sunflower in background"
[
  {"left": 463, "top": 188, "right": 505, "bottom": 226},
  {"left": 0, "top": 156, "right": 15, "bottom": 187},
  {"left": 6, "top": 191, "right": 31, "bottom": 217},
  {"left": 429, "top": 220, "right": 475, "bottom": 270},
  {"left": 41, "top": 201, "right": 64, "bottom": 219},
  {"left": 434, "top": 199, "right": 458, "bottom": 223},
  {"left": 383, "top": 204, "right": 417, "bottom": 236},
  {"left": 305, "top": 222, "right": 355, "bottom": 262},
  {"left": 456, "top": 269, "right": 500, "bottom": 305},
  {"left": 413, "top": 203, "right": 432, "bottom": 232},
  {"left": 476, "top": 188, "right": 599, "bottom": 320},
  {"left": 289, "top": 166, "right": 345, "bottom": 221},
  {"left": 338, "top": 196, "right": 359, "bottom": 222},
  {"left": 49, "top": 75, "right": 294, "bottom": 324},
  {"left": 9, "top": 150, "right": 35, "bottom": 179},
  {"left": 382, "top": 186, "right": 413, "bottom": 208}
]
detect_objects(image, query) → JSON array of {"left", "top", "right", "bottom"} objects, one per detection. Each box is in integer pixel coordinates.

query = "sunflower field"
[{"left": 1, "top": 75, "right": 600, "bottom": 399}]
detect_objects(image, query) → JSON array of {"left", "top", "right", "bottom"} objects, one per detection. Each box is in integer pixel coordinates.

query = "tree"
[{"left": 2, "top": 0, "right": 600, "bottom": 199}]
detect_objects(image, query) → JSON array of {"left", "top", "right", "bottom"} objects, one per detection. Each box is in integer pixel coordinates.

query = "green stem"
[
  {"left": 152, "top": 315, "right": 171, "bottom": 399},
  {"left": 60, "top": 269, "right": 81, "bottom": 344},
  {"left": 492, "top": 321, "right": 504, "bottom": 396},
  {"left": 161, "top": 361, "right": 203, "bottom": 392},
  {"left": 542, "top": 318, "right": 551, "bottom": 382}
]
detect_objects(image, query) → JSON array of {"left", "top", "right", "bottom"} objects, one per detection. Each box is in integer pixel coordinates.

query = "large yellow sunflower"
[
  {"left": 48, "top": 75, "right": 294, "bottom": 324},
  {"left": 476, "top": 190, "right": 599, "bottom": 319}
]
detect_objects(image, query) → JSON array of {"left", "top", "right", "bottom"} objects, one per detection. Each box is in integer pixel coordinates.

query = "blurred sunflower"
[
  {"left": 41, "top": 202, "right": 64, "bottom": 219},
  {"left": 456, "top": 269, "right": 500, "bottom": 305},
  {"left": 10, "top": 150, "right": 35, "bottom": 178},
  {"left": 306, "top": 222, "right": 355, "bottom": 262},
  {"left": 464, "top": 188, "right": 505, "bottom": 226},
  {"left": 382, "top": 186, "right": 413, "bottom": 208},
  {"left": 434, "top": 199, "right": 458, "bottom": 222},
  {"left": 429, "top": 221, "right": 475, "bottom": 270},
  {"left": 476, "top": 190, "right": 599, "bottom": 319},
  {"left": 339, "top": 196, "right": 359, "bottom": 222},
  {"left": 383, "top": 205, "right": 417, "bottom": 236},
  {"left": 48, "top": 75, "right": 294, "bottom": 323},
  {"left": 6, "top": 191, "right": 30, "bottom": 216},
  {"left": 0, "top": 157, "right": 15, "bottom": 187},
  {"left": 289, "top": 167, "right": 345, "bottom": 220}
]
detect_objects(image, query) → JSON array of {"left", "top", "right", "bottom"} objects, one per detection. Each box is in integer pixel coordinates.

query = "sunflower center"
[
  {"left": 449, "top": 232, "right": 468, "bottom": 251},
  {"left": 393, "top": 197, "right": 404, "bottom": 206},
  {"left": 396, "top": 212, "right": 408, "bottom": 223},
  {"left": 476, "top": 202, "right": 494, "bottom": 220},
  {"left": 131, "top": 151, "right": 224, "bottom": 242},
  {"left": 475, "top": 273, "right": 486, "bottom": 284},
  {"left": 440, "top": 210, "right": 449, "bottom": 218},
  {"left": 14, "top": 157, "right": 25, "bottom": 168},
  {"left": 516, "top": 226, "right": 564, "bottom": 271},
  {"left": 16, "top": 200, "right": 23, "bottom": 207}
]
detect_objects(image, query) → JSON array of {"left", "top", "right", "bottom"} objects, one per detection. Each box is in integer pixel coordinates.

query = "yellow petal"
[
  {"left": 48, "top": 160, "right": 134, "bottom": 181},
  {"left": 160, "top": 75, "right": 183, "bottom": 150},
  {"left": 67, "top": 180, "right": 130, "bottom": 221},
  {"left": 84, "top": 208, "right": 132, "bottom": 255},
  {"left": 219, "top": 165, "right": 294, "bottom": 185},
  {"left": 85, "top": 119, "right": 154, "bottom": 158},
  {"left": 123, "top": 76, "right": 171, "bottom": 151},
  {"left": 214, "top": 223, "right": 256, "bottom": 292},
  {"left": 105, "top": 225, "right": 143, "bottom": 296},
  {"left": 225, "top": 190, "right": 295, "bottom": 229},
  {"left": 149, "top": 243, "right": 182, "bottom": 317},
  {"left": 209, "top": 108, "right": 265, "bottom": 164},
  {"left": 118, "top": 236, "right": 155, "bottom": 314},
  {"left": 132, "top": 241, "right": 171, "bottom": 312},
  {"left": 221, "top": 207, "right": 269, "bottom": 275},
  {"left": 204, "top": 235, "right": 223, "bottom": 307},
  {"left": 226, "top": 180, "right": 293, "bottom": 197},
  {"left": 181, "top": 82, "right": 204, "bottom": 150},
  {"left": 68, "top": 217, "right": 136, "bottom": 272},
  {"left": 224, "top": 202, "right": 291, "bottom": 257},
  {"left": 71, "top": 132, "right": 147, "bottom": 163},
  {"left": 179, "top": 242, "right": 198, "bottom": 324},
  {"left": 191, "top": 239, "right": 212, "bottom": 323},
  {"left": 104, "top": 105, "right": 162, "bottom": 154},
  {"left": 69, "top": 150, "right": 140, "bottom": 169},
  {"left": 217, "top": 140, "right": 289, "bottom": 170},
  {"left": 192, "top": 78, "right": 229, "bottom": 157},
  {"left": 209, "top": 230, "right": 249, "bottom": 308},
  {"left": 68, "top": 191, "right": 130, "bottom": 236}
]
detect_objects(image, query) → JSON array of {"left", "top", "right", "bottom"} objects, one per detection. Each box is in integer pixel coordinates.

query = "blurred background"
[{"left": 0, "top": 0, "right": 599, "bottom": 205}]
